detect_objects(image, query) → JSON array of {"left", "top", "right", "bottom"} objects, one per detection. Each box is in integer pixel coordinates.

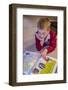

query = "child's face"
[{"left": 43, "top": 21, "right": 50, "bottom": 33}]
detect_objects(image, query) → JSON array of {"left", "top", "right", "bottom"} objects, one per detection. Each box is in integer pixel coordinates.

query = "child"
[{"left": 35, "top": 18, "right": 57, "bottom": 59}]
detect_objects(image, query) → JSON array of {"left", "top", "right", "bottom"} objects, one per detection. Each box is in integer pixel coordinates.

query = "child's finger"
[
  {"left": 43, "top": 55, "right": 47, "bottom": 60},
  {"left": 41, "top": 53, "right": 46, "bottom": 59}
]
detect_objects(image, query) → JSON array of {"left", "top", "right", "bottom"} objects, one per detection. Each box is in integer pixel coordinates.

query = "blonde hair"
[{"left": 37, "top": 17, "right": 51, "bottom": 30}]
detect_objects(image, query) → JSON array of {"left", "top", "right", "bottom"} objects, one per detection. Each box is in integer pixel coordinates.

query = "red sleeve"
[
  {"left": 35, "top": 34, "right": 43, "bottom": 51},
  {"left": 47, "top": 31, "right": 57, "bottom": 53}
]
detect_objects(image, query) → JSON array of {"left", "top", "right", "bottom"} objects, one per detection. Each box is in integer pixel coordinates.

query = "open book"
[{"left": 23, "top": 51, "right": 57, "bottom": 75}]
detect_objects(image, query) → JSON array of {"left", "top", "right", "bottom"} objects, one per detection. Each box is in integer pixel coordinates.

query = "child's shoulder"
[
  {"left": 35, "top": 31, "right": 39, "bottom": 36},
  {"left": 50, "top": 29, "right": 57, "bottom": 37}
]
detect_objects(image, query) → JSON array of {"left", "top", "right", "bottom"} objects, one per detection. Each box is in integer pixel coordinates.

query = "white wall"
[{"left": 0, "top": 0, "right": 68, "bottom": 90}]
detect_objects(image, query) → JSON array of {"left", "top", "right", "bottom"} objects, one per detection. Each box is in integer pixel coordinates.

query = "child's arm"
[
  {"left": 40, "top": 49, "right": 48, "bottom": 59},
  {"left": 47, "top": 31, "right": 57, "bottom": 53},
  {"left": 40, "top": 31, "right": 56, "bottom": 59}
]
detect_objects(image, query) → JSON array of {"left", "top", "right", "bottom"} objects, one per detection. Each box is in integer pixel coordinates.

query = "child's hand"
[{"left": 40, "top": 49, "right": 48, "bottom": 59}]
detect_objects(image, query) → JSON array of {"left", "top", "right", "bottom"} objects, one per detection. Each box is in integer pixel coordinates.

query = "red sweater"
[{"left": 35, "top": 30, "right": 57, "bottom": 53}]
